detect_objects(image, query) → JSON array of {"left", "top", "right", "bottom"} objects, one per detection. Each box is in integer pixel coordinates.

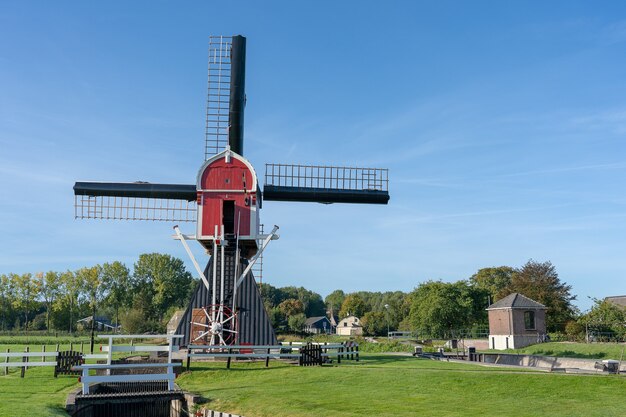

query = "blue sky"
[{"left": 2, "top": 1, "right": 626, "bottom": 311}]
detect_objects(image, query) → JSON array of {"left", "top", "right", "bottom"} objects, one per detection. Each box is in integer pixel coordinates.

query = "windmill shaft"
[
  {"left": 74, "top": 181, "right": 196, "bottom": 201},
  {"left": 229, "top": 35, "right": 246, "bottom": 155}
]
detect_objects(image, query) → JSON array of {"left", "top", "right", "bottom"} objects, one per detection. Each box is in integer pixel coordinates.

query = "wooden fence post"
[
  {"left": 69, "top": 342, "right": 73, "bottom": 352},
  {"left": 355, "top": 343, "right": 359, "bottom": 362},
  {"left": 55, "top": 343, "right": 59, "bottom": 353},
  {"left": 4, "top": 348, "right": 9, "bottom": 375},
  {"left": 265, "top": 348, "right": 270, "bottom": 367},
  {"left": 21, "top": 346, "right": 29, "bottom": 378},
  {"left": 41, "top": 345, "right": 45, "bottom": 362},
  {"left": 226, "top": 348, "right": 232, "bottom": 369}
]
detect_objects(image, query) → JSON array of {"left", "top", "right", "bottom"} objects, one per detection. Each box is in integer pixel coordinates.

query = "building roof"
[
  {"left": 337, "top": 316, "right": 362, "bottom": 327},
  {"left": 305, "top": 316, "right": 330, "bottom": 326},
  {"left": 605, "top": 296, "right": 626, "bottom": 308},
  {"left": 486, "top": 293, "right": 546, "bottom": 310}
]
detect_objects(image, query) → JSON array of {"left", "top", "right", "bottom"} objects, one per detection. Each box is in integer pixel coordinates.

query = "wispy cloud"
[
  {"left": 500, "top": 161, "right": 626, "bottom": 178},
  {"left": 570, "top": 109, "right": 626, "bottom": 134}
]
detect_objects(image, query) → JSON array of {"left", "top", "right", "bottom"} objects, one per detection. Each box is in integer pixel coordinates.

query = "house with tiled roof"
[{"left": 486, "top": 293, "right": 547, "bottom": 350}]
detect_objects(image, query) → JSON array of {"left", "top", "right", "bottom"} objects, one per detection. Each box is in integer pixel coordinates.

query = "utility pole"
[{"left": 384, "top": 304, "right": 390, "bottom": 340}]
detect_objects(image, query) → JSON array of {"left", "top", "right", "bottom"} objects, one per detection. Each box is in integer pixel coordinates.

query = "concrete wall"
[
  {"left": 488, "top": 334, "right": 544, "bottom": 350},
  {"left": 480, "top": 353, "right": 626, "bottom": 372}
]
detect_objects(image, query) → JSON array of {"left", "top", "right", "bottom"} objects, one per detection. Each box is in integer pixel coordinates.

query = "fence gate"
[
  {"left": 299, "top": 343, "right": 322, "bottom": 367},
  {"left": 55, "top": 351, "right": 83, "bottom": 377}
]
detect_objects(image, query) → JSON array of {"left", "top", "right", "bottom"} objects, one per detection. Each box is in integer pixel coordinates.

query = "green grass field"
[
  {"left": 486, "top": 342, "right": 626, "bottom": 359},
  {"left": 1, "top": 341, "right": 626, "bottom": 417},
  {"left": 0, "top": 366, "right": 78, "bottom": 416},
  {"left": 177, "top": 353, "right": 626, "bottom": 417}
]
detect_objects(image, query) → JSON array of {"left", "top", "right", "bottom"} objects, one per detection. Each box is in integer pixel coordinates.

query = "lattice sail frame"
[
  {"left": 74, "top": 195, "right": 197, "bottom": 222},
  {"left": 264, "top": 164, "right": 389, "bottom": 191},
  {"left": 205, "top": 35, "right": 233, "bottom": 159}
]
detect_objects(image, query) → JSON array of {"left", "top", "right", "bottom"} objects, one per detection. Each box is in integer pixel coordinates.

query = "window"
[
  {"left": 344, "top": 322, "right": 347, "bottom": 327},
  {"left": 524, "top": 311, "right": 535, "bottom": 330}
]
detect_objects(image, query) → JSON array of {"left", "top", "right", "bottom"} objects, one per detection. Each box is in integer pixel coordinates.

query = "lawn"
[
  {"left": 177, "top": 353, "right": 626, "bottom": 417},
  {"left": 0, "top": 365, "right": 78, "bottom": 416},
  {"left": 2, "top": 345, "right": 626, "bottom": 417},
  {"left": 485, "top": 342, "right": 626, "bottom": 359}
]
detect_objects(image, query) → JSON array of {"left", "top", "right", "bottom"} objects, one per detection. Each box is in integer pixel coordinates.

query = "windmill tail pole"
[{"left": 229, "top": 35, "right": 246, "bottom": 155}]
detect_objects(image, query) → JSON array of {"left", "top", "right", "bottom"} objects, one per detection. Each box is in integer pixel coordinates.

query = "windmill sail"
[
  {"left": 205, "top": 35, "right": 246, "bottom": 159},
  {"left": 263, "top": 163, "right": 389, "bottom": 204},
  {"left": 73, "top": 182, "right": 196, "bottom": 222}
]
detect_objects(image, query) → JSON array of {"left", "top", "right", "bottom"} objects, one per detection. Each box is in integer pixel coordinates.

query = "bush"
[
  {"left": 565, "top": 321, "right": 585, "bottom": 341},
  {"left": 29, "top": 313, "right": 47, "bottom": 331}
]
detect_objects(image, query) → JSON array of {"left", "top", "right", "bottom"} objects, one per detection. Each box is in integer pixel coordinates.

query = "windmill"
[{"left": 73, "top": 35, "right": 389, "bottom": 347}]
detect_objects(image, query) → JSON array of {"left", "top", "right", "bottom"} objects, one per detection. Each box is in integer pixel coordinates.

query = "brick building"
[{"left": 487, "top": 293, "right": 547, "bottom": 350}]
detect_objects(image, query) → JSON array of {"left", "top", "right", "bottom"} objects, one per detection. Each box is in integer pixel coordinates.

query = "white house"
[{"left": 336, "top": 315, "right": 363, "bottom": 336}]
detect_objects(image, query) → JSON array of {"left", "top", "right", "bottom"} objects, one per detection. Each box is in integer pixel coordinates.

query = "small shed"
[
  {"left": 487, "top": 293, "right": 547, "bottom": 350},
  {"left": 304, "top": 316, "right": 332, "bottom": 334},
  {"left": 336, "top": 315, "right": 363, "bottom": 336}
]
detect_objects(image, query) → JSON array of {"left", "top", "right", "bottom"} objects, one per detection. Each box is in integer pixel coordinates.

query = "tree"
[
  {"left": 39, "top": 271, "right": 61, "bottom": 331},
  {"left": 132, "top": 253, "right": 194, "bottom": 324},
  {"left": 288, "top": 313, "right": 306, "bottom": 332},
  {"left": 77, "top": 265, "right": 106, "bottom": 353},
  {"left": 0, "top": 274, "right": 15, "bottom": 331},
  {"left": 339, "top": 294, "right": 366, "bottom": 318},
  {"left": 380, "top": 292, "right": 410, "bottom": 331},
  {"left": 361, "top": 311, "right": 387, "bottom": 336},
  {"left": 500, "top": 260, "right": 576, "bottom": 331},
  {"left": 274, "top": 286, "right": 325, "bottom": 317},
  {"left": 58, "top": 270, "right": 82, "bottom": 334},
  {"left": 580, "top": 299, "right": 626, "bottom": 339},
  {"left": 295, "top": 287, "right": 325, "bottom": 317},
  {"left": 469, "top": 266, "right": 515, "bottom": 303},
  {"left": 407, "top": 280, "right": 486, "bottom": 338},
  {"left": 259, "top": 283, "right": 284, "bottom": 308},
  {"left": 268, "top": 306, "right": 285, "bottom": 330},
  {"left": 278, "top": 298, "right": 304, "bottom": 318},
  {"left": 11, "top": 273, "right": 41, "bottom": 330},
  {"left": 325, "top": 290, "right": 346, "bottom": 314},
  {"left": 101, "top": 261, "right": 131, "bottom": 327}
]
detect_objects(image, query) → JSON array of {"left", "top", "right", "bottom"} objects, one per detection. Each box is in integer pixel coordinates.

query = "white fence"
[
  {"left": 73, "top": 362, "right": 178, "bottom": 395},
  {"left": 187, "top": 341, "right": 359, "bottom": 369},
  {"left": 1, "top": 334, "right": 181, "bottom": 381}
]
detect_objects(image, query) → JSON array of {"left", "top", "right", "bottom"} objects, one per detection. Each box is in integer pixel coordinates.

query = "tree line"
[
  {"left": 262, "top": 259, "right": 581, "bottom": 337},
  {"left": 260, "top": 259, "right": 581, "bottom": 338},
  {"left": 5, "top": 255, "right": 610, "bottom": 340},
  {"left": 0, "top": 253, "right": 194, "bottom": 334}
]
